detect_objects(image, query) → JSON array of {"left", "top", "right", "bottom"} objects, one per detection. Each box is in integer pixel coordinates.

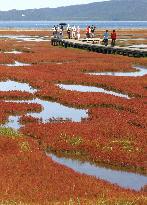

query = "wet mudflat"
[{"left": 0, "top": 35, "right": 50, "bottom": 42}]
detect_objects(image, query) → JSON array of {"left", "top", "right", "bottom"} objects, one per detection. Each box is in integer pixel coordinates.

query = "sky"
[{"left": 0, "top": 0, "right": 109, "bottom": 11}]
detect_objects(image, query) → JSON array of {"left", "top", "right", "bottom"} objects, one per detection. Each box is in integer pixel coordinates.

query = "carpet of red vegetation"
[
  {"left": 0, "top": 135, "right": 146, "bottom": 204},
  {"left": 0, "top": 30, "right": 147, "bottom": 204},
  {"left": 0, "top": 91, "right": 34, "bottom": 100}
]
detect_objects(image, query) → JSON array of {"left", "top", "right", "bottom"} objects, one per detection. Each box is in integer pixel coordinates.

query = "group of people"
[
  {"left": 86, "top": 25, "right": 96, "bottom": 38},
  {"left": 52, "top": 24, "right": 117, "bottom": 46},
  {"left": 85, "top": 27, "right": 117, "bottom": 46},
  {"left": 66, "top": 24, "right": 96, "bottom": 40},
  {"left": 52, "top": 25, "right": 64, "bottom": 39},
  {"left": 66, "top": 24, "right": 81, "bottom": 40},
  {"left": 103, "top": 29, "right": 117, "bottom": 47},
  {"left": 52, "top": 24, "right": 81, "bottom": 40}
]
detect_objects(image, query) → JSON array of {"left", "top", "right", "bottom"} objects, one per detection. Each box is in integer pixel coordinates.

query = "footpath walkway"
[{"left": 51, "top": 38, "right": 147, "bottom": 57}]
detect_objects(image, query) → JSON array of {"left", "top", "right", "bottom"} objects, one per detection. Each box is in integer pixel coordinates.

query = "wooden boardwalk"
[{"left": 51, "top": 38, "right": 147, "bottom": 58}]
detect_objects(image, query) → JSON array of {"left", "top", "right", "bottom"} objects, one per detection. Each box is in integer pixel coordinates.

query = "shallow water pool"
[
  {"left": 87, "top": 66, "right": 147, "bottom": 77},
  {"left": 2, "top": 98, "right": 88, "bottom": 129},
  {"left": 2, "top": 61, "right": 31, "bottom": 67},
  {"left": 0, "top": 80, "right": 37, "bottom": 93},
  {"left": 57, "top": 84, "right": 130, "bottom": 99},
  {"left": 48, "top": 153, "right": 147, "bottom": 191}
]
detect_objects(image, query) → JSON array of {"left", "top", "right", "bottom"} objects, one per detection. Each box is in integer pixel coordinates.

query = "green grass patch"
[
  {"left": 59, "top": 133, "right": 83, "bottom": 146},
  {"left": 0, "top": 127, "right": 22, "bottom": 139}
]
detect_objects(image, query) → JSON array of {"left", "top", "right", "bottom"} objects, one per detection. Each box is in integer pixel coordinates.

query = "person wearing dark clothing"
[
  {"left": 67, "top": 28, "right": 71, "bottom": 39},
  {"left": 111, "top": 30, "right": 117, "bottom": 46},
  {"left": 60, "top": 25, "right": 64, "bottom": 31},
  {"left": 67, "top": 24, "right": 71, "bottom": 39}
]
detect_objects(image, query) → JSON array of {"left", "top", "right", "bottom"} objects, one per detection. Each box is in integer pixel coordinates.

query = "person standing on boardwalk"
[
  {"left": 59, "top": 25, "right": 63, "bottom": 38},
  {"left": 67, "top": 24, "right": 71, "bottom": 39},
  {"left": 89, "top": 26, "right": 92, "bottom": 38},
  {"left": 56, "top": 25, "right": 61, "bottom": 38},
  {"left": 52, "top": 25, "right": 57, "bottom": 36},
  {"left": 77, "top": 26, "right": 81, "bottom": 40},
  {"left": 91, "top": 25, "right": 96, "bottom": 38},
  {"left": 72, "top": 25, "right": 76, "bottom": 39},
  {"left": 86, "top": 26, "right": 89, "bottom": 38},
  {"left": 111, "top": 30, "right": 117, "bottom": 46},
  {"left": 86, "top": 25, "right": 91, "bottom": 38},
  {"left": 103, "top": 30, "right": 109, "bottom": 46}
]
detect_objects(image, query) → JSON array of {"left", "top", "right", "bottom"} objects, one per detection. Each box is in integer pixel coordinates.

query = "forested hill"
[{"left": 0, "top": 0, "right": 147, "bottom": 21}]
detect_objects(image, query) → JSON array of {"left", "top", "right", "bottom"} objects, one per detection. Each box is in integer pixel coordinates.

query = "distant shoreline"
[
  {"left": 0, "top": 28, "right": 147, "bottom": 31},
  {"left": 0, "top": 21, "right": 147, "bottom": 30}
]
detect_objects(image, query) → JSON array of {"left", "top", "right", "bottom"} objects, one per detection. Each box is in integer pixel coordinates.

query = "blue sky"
[{"left": 0, "top": 0, "right": 109, "bottom": 11}]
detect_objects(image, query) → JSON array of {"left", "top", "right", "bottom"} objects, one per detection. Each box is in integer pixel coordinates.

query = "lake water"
[{"left": 0, "top": 21, "right": 147, "bottom": 29}]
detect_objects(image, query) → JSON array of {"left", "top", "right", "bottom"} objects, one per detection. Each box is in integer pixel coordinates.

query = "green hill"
[{"left": 0, "top": 0, "right": 147, "bottom": 21}]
